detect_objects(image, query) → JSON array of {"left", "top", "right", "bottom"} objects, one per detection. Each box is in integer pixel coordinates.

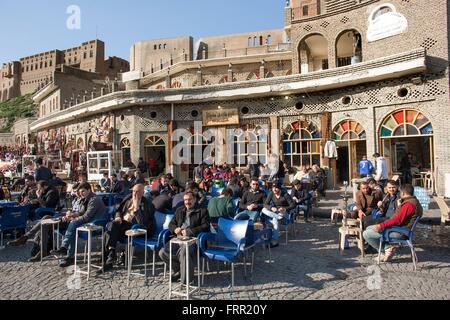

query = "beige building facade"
[{"left": 29, "top": 0, "right": 450, "bottom": 195}]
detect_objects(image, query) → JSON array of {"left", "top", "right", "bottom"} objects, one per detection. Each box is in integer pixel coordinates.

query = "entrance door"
[
  {"left": 144, "top": 136, "right": 166, "bottom": 177},
  {"left": 337, "top": 145, "right": 349, "bottom": 183},
  {"left": 145, "top": 146, "right": 165, "bottom": 177},
  {"left": 333, "top": 120, "right": 367, "bottom": 183}
]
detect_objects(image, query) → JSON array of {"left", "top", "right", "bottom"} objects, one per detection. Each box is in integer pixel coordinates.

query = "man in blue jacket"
[{"left": 358, "top": 156, "right": 374, "bottom": 178}]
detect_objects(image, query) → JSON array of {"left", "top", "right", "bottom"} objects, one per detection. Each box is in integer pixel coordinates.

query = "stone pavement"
[{"left": 1, "top": 216, "right": 449, "bottom": 300}]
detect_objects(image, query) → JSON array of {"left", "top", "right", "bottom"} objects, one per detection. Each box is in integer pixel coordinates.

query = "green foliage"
[{"left": 0, "top": 95, "right": 37, "bottom": 133}]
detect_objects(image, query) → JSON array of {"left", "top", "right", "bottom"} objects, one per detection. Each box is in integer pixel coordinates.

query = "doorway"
[
  {"left": 144, "top": 136, "right": 166, "bottom": 177},
  {"left": 333, "top": 120, "right": 367, "bottom": 183},
  {"left": 337, "top": 144, "right": 349, "bottom": 183},
  {"left": 379, "top": 109, "right": 434, "bottom": 190}
]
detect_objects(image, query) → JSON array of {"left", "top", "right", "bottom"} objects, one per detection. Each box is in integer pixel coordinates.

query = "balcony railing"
[{"left": 143, "top": 44, "right": 292, "bottom": 76}]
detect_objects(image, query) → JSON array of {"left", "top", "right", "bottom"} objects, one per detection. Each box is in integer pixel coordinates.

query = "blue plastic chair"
[
  {"left": 131, "top": 211, "right": 175, "bottom": 276},
  {"left": 33, "top": 207, "right": 56, "bottom": 221},
  {"left": 198, "top": 218, "right": 249, "bottom": 288},
  {"left": 377, "top": 216, "right": 421, "bottom": 270},
  {"left": 96, "top": 193, "right": 115, "bottom": 208},
  {"left": 0, "top": 205, "right": 30, "bottom": 248},
  {"left": 245, "top": 227, "right": 273, "bottom": 273},
  {"left": 263, "top": 208, "right": 297, "bottom": 245}
]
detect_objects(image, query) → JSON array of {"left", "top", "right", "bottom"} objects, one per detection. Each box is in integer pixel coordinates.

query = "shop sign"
[{"left": 202, "top": 108, "right": 240, "bottom": 127}]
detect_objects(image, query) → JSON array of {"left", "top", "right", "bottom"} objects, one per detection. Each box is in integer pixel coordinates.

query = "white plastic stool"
[{"left": 74, "top": 224, "right": 104, "bottom": 280}]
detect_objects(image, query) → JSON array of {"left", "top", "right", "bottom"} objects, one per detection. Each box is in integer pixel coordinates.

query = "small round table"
[
  {"left": 74, "top": 224, "right": 105, "bottom": 280},
  {"left": 125, "top": 229, "right": 148, "bottom": 286},
  {"left": 40, "top": 218, "right": 61, "bottom": 263},
  {"left": 169, "top": 237, "right": 201, "bottom": 300}
]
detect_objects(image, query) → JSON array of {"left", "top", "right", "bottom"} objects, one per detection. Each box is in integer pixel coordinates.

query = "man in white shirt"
[{"left": 373, "top": 153, "right": 388, "bottom": 189}]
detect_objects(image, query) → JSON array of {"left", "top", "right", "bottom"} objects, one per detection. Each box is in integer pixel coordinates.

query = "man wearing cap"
[
  {"left": 291, "top": 179, "right": 312, "bottom": 222},
  {"left": 262, "top": 181, "right": 296, "bottom": 247}
]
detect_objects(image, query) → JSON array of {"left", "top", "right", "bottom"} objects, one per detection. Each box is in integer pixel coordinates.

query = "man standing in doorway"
[
  {"left": 373, "top": 153, "right": 388, "bottom": 189},
  {"left": 358, "top": 155, "right": 374, "bottom": 178}
]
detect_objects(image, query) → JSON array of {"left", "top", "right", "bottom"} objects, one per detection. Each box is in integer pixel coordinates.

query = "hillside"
[{"left": 0, "top": 95, "right": 37, "bottom": 133}]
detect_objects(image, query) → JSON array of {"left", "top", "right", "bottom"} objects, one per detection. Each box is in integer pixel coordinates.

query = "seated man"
[
  {"left": 291, "top": 179, "right": 312, "bottom": 222},
  {"left": 19, "top": 175, "right": 38, "bottom": 206},
  {"left": 130, "top": 170, "right": 146, "bottom": 189},
  {"left": 99, "top": 173, "right": 111, "bottom": 191},
  {"left": 310, "top": 164, "right": 326, "bottom": 197},
  {"left": 262, "top": 181, "right": 296, "bottom": 247},
  {"left": 158, "top": 192, "right": 210, "bottom": 283},
  {"left": 207, "top": 188, "right": 235, "bottom": 225},
  {"left": 110, "top": 174, "right": 124, "bottom": 194},
  {"left": 103, "top": 184, "right": 155, "bottom": 271},
  {"left": 351, "top": 181, "right": 383, "bottom": 220},
  {"left": 152, "top": 191, "right": 173, "bottom": 213},
  {"left": 363, "top": 180, "right": 400, "bottom": 230},
  {"left": 30, "top": 180, "right": 60, "bottom": 219},
  {"left": 236, "top": 177, "right": 266, "bottom": 221},
  {"left": 51, "top": 182, "right": 107, "bottom": 267},
  {"left": 157, "top": 175, "right": 171, "bottom": 195},
  {"left": 9, "top": 185, "right": 81, "bottom": 262},
  {"left": 363, "top": 184, "right": 423, "bottom": 262}
]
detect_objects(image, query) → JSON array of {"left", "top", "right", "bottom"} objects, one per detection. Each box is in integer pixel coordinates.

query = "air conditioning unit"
[{"left": 445, "top": 173, "right": 450, "bottom": 198}]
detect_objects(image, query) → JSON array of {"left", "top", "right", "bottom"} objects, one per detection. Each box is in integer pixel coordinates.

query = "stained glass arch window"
[
  {"left": 144, "top": 136, "right": 165, "bottom": 147},
  {"left": 380, "top": 109, "right": 433, "bottom": 138},
  {"left": 283, "top": 121, "right": 321, "bottom": 167},
  {"left": 334, "top": 120, "right": 366, "bottom": 141}
]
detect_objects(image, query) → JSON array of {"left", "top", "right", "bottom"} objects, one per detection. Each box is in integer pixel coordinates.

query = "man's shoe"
[
  {"left": 171, "top": 272, "right": 181, "bottom": 282},
  {"left": 117, "top": 251, "right": 126, "bottom": 266},
  {"left": 8, "top": 235, "right": 28, "bottom": 247},
  {"left": 106, "top": 250, "right": 117, "bottom": 265},
  {"left": 30, "top": 243, "right": 40, "bottom": 258},
  {"left": 267, "top": 242, "right": 279, "bottom": 249},
  {"left": 364, "top": 246, "right": 378, "bottom": 255},
  {"left": 59, "top": 257, "right": 75, "bottom": 268},
  {"left": 51, "top": 247, "right": 68, "bottom": 256},
  {"left": 99, "top": 263, "right": 113, "bottom": 273},
  {"left": 382, "top": 247, "right": 396, "bottom": 262},
  {"left": 28, "top": 251, "right": 48, "bottom": 263}
]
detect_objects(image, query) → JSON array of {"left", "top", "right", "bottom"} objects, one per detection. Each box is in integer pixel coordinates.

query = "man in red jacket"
[{"left": 363, "top": 184, "right": 423, "bottom": 262}]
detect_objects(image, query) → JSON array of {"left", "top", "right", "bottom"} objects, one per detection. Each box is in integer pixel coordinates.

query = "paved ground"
[{"left": 1, "top": 189, "right": 449, "bottom": 300}]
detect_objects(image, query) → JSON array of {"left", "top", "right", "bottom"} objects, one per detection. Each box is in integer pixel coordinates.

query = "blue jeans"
[
  {"left": 261, "top": 208, "right": 288, "bottom": 242},
  {"left": 363, "top": 225, "right": 402, "bottom": 253},
  {"left": 296, "top": 203, "right": 309, "bottom": 220},
  {"left": 61, "top": 219, "right": 86, "bottom": 258}
]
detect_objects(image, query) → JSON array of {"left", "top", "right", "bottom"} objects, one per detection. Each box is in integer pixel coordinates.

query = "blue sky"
[{"left": 0, "top": 0, "right": 284, "bottom": 63}]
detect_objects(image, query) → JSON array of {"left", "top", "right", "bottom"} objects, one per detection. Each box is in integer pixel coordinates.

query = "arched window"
[
  {"left": 120, "top": 137, "right": 131, "bottom": 166},
  {"left": 283, "top": 121, "right": 321, "bottom": 167},
  {"left": 267, "top": 35, "right": 272, "bottom": 45},
  {"left": 380, "top": 110, "right": 433, "bottom": 138},
  {"left": 372, "top": 6, "right": 393, "bottom": 20},
  {"left": 298, "top": 34, "right": 328, "bottom": 74},
  {"left": 248, "top": 37, "right": 252, "bottom": 47},
  {"left": 334, "top": 120, "right": 366, "bottom": 141},
  {"left": 336, "top": 30, "right": 362, "bottom": 67},
  {"left": 379, "top": 109, "right": 434, "bottom": 176},
  {"left": 253, "top": 37, "right": 258, "bottom": 47},
  {"left": 259, "top": 36, "right": 263, "bottom": 46},
  {"left": 233, "top": 127, "right": 268, "bottom": 167}
]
